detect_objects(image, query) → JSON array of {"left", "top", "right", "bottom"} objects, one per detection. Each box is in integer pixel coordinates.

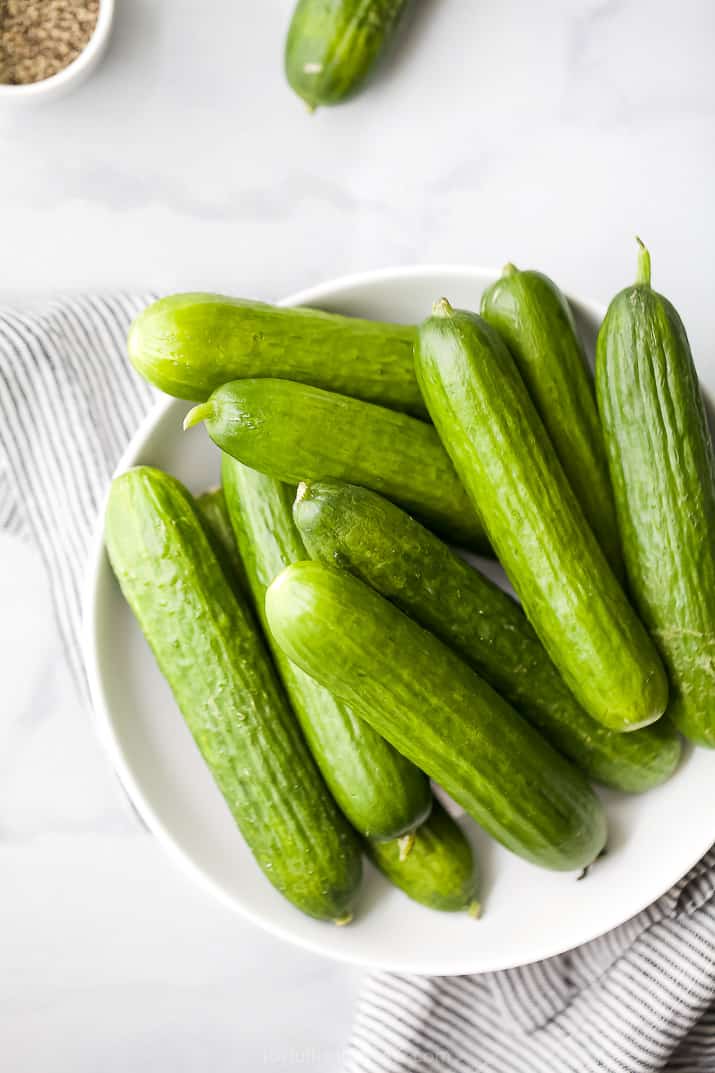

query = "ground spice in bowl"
[{"left": 0, "top": 0, "right": 100, "bottom": 85}]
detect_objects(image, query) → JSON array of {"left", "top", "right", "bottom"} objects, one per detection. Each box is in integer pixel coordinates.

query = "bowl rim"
[
  {"left": 81, "top": 263, "right": 707, "bottom": 976},
  {"left": 0, "top": 0, "right": 114, "bottom": 99}
]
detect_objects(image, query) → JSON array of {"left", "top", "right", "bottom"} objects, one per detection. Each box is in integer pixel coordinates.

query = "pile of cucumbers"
[{"left": 106, "top": 240, "right": 715, "bottom": 925}]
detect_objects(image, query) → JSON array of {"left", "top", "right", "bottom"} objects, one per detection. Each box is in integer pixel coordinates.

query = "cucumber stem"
[
  {"left": 183, "top": 402, "right": 212, "bottom": 431},
  {"left": 398, "top": 832, "right": 415, "bottom": 861},
  {"left": 334, "top": 912, "right": 353, "bottom": 927},
  {"left": 502, "top": 262, "right": 519, "bottom": 277},
  {"left": 295, "top": 481, "right": 311, "bottom": 506},
  {"left": 635, "top": 237, "right": 651, "bottom": 287},
  {"left": 467, "top": 899, "right": 481, "bottom": 919},
  {"left": 432, "top": 298, "right": 455, "bottom": 318}
]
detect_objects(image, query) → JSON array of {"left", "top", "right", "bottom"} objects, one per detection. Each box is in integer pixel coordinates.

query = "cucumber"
[
  {"left": 415, "top": 301, "right": 669, "bottom": 734},
  {"left": 221, "top": 454, "right": 431, "bottom": 840},
  {"left": 128, "top": 294, "right": 424, "bottom": 416},
  {"left": 265, "top": 560, "right": 607, "bottom": 872},
  {"left": 367, "top": 800, "right": 480, "bottom": 914},
  {"left": 185, "top": 378, "right": 488, "bottom": 552},
  {"left": 285, "top": 0, "right": 409, "bottom": 109},
  {"left": 104, "top": 467, "right": 362, "bottom": 922},
  {"left": 596, "top": 241, "right": 715, "bottom": 747},
  {"left": 481, "top": 265, "right": 623, "bottom": 576},
  {"left": 294, "top": 479, "right": 681, "bottom": 791},
  {"left": 193, "top": 487, "right": 249, "bottom": 596}
]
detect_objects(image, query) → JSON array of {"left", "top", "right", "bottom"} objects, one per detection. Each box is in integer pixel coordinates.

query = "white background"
[{"left": 1, "top": 1, "right": 714, "bottom": 1069}]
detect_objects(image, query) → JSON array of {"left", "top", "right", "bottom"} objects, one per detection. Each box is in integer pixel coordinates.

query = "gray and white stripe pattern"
[
  {"left": 0, "top": 298, "right": 713, "bottom": 1073},
  {"left": 347, "top": 851, "right": 715, "bottom": 1072},
  {"left": 0, "top": 295, "right": 155, "bottom": 693}
]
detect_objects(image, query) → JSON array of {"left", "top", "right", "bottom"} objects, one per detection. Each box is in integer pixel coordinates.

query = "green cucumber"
[
  {"left": 221, "top": 454, "right": 431, "bottom": 840},
  {"left": 128, "top": 293, "right": 424, "bottom": 416},
  {"left": 367, "top": 800, "right": 480, "bottom": 914},
  {"left": 265, "top": 560, "right": 607, "bottom": 872},
  {"left": 285, "top": 0, "right": 409, "bottom": 109},
  {"left": 415, "top": 301, "right": 668, "bottom": 734},
  {"left": 185, "top": 378, "right": 488, "bottom": 552},
  {"left": 294, "top": 479, "right": 681, "bottom": 791},
  {"left": 104, "top": 467, "right": 362, "bottom": 922},
  {"left": 481, "top": 265, "right": 623, "bottom": 576},
  {"left": 596, "top": 241, "right": 715, "bottom": 747},
  {"left": 193, "top": 487, "right": 249, "bottom": 596}
]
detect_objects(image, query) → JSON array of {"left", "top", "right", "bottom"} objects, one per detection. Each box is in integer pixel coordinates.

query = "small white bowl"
[
  {"left": 83, "top": 265, "right": 715, "bottom": 975},
  {"left": 0, "top": 0, "right": 114, "bottom": 103}
]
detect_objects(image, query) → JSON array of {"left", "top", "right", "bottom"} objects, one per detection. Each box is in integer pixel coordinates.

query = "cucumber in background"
[
  {"left": 193, "top": 486, "right": 249, "bottom": 596},
  {"left": 128, "top": 293, "right": 424, "bottom": 416},
  {"left": 481, "top": 265, "right": 624, "bottom": 577},
  {"left": 415, "top": 300, "right": 668, "bottom": 734},
  {"left": 185, "top": 377, "right": 489, "bottom": 552},
  {"left": 596, "top": 241, "right": 715, "bottom": 748},
  {"left": 294, "top": 479, "right": 681, "bottom": 791},
  {"left": 266, "top": 560, "right": 608, "bottom": 873},
  {"left": 221, "top": 454, "right": 432, "bottom": 842},
  {"left": 105, "top": 466, "right": 362, "bottom": 923},
  {"left": 285, "top": 0, "right": 410, "bottom": 109},
  {"left": 367, "top": 800, "right": 480, "bottom": 915}
]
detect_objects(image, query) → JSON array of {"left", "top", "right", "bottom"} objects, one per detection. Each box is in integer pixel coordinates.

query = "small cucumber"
[
  {"left": 367, "top": 800, "right": 480, "bottom": 914},
  {"left": 415, "top": 301, "right": 668, "bottom": 733},
  {"left": 285, "top": 0, "right": 409, "bottom": 109},
  {"left": 221, "top": 454, "right": 431, "bottom": 840},
  {"left": 481, "top": 265, "right": 623, "bottom": 576},
  {"left": 185, "top": 378, "right": 488, "bottom": 552},
  {"left": 294, "top": 479, "right": 681, "bottom": 791},
  {"left": 193, "top": 487, "right": 249, "bottom": 596},
  {"left": 105, "top": 467, "right": 362, "bottom": 923},
  {"left": 596, "top": 242, "right": 715, "bottom": 747},
  {"left": 265, "top": 561, "right": 607, "bottom": 872},
  {"left": 128, "top": 294, "right": 424, "bottom": 416}
]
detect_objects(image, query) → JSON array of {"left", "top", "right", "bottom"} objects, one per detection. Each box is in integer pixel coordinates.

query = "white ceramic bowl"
[
  {"left": 83, "top": 265, "right": 715, "bottom": 976},
  {"left": 0, "top": 0, "right": 114, "bottom": 103}
]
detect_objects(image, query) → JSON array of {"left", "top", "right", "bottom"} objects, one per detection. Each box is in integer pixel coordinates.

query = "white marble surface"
[{"left": 1, "top": 0, "right": 714, "bottom": 1069}]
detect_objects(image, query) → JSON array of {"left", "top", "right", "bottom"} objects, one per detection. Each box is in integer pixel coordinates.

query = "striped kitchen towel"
[
  {"left": 0, "top": 295, "right": 154, "bottom": 691},
  {"left": 0, "top": 297, "right": 714, "bottom": 1073}
]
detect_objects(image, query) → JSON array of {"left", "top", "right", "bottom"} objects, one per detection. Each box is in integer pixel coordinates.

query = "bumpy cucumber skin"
[
  {"left": 104, "top": 467, "right": 362, "bottom": 922},
  {"left": 128, "top": 293, "right": 424, "bottom": 416},
  {"left": 193, "top": 487, "right": 250, "bottom": 596},
  {"left": 367, "top": 800, "right": 479, "bottom": 913},
  {"left": 415, "top": 305, "right": 668, "bottom": 734},
  {"left": 481, "top": 267, "right": 623, "bottom": 577},
  {"left": 295, "top": 480, "right": 681, "bottom": 791},
  {"left": 596, "top": 263, "right": 715, "bottom": 747},
  {"left": 221, "top": 454, "right": 431, "bottom": 840},
  {"left": 266, "top": 561, "right": 607, "bottom": 873},
  {"left": 285, "top": 0, "right": 409, "bottom": 109},
  {"left": 189, "top": 378, "right": 487, "bottom": 552}
]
